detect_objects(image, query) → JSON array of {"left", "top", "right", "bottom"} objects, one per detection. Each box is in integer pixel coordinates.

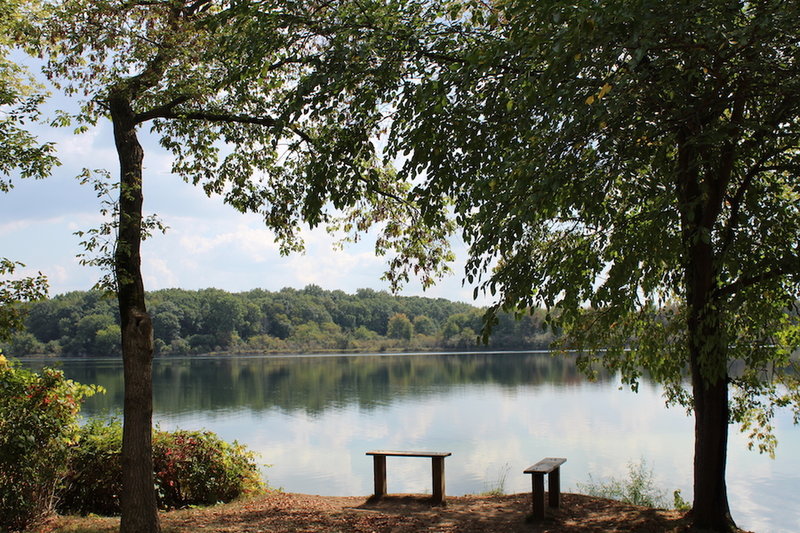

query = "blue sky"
[{"left": 1, "top": 61, "right": 482, "bottom": 305}]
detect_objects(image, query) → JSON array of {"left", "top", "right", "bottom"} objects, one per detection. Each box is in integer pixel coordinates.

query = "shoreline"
[
  {"left": 41, "top": 491, "right": 701, "bottom": 533},
  {"left": 13, "top": 348, "right": 561, "bottom": 362}
]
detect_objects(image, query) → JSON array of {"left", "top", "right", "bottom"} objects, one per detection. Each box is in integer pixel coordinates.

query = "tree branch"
[
  {"left": 183, "top": 0, "right": 213, "bottom": 17},
  {"left": 134, "top": 95, "right": 194, "bottom": 123},
  {"left": 144, "top": 108, "right": 315, "bottom": 145},
  {"left": 716, "top": 259, "right": 800, "bottom": 300},
  {"left": 111, "top": 5, "right": 185, "bottom": 99},
  {"left": 718, "top": 95, "right": 797, "bottom": 256}
]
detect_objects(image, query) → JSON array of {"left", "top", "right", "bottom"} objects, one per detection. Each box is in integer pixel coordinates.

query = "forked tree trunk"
[{"left": 110, "top": 96, "right": 162, "bottom": 533}]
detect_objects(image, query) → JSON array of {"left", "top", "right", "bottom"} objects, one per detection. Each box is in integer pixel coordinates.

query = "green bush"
[
  {"left": 59, "top": 420, "right": 264, "bottom": 515},
  {"left": 153, "top": 429, "right": 263, "bottom": 509},
  {"left": 0, "top": 355, "right": 101, "bottom": 531},
  {"left": 58, "top": 418, "right": 123, "bottom": 516}
]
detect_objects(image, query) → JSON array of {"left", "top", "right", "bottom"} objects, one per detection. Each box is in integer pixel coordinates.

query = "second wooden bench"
[{"left": 524, "top": 457, "right": 566, "bottom": 519}]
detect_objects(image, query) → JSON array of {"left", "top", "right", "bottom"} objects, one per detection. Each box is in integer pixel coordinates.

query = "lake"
[{"left": 30, "top": 351, "right": 800, "bottom": 532}]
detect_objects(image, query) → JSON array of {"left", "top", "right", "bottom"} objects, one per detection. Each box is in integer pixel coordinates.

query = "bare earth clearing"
[{"left": 40, "top": 491, "right": 706, "bottom": 533}]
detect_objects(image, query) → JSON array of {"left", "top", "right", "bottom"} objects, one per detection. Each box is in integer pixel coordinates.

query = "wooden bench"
[
  {"left": 524, "top": 457, "right": 566, "bottom": 519},
  {"left": 366, "top": 450, "right": 452, "bottom": 505}
]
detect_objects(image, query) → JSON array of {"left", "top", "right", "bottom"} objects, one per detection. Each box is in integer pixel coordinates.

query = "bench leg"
[
  {"left": 548, "top": 467, "right": 561, "bottom": 508},
  {"left": 373, "top": 455, "right": 387, "bottom": 498},
  {"left": 531, "top": 472, "right": 545, "bottom": 519},
  {"left": 431, "top": 456, "right": 446, "bottom": 505}
]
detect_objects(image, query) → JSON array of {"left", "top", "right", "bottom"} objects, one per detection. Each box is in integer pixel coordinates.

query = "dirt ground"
[{"left": 42, "top": 491, "right": 695, "bottom": 533}]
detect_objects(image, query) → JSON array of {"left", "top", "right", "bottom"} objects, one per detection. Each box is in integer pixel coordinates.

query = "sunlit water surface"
[{"left": 31, "top": 352, "right": 800, "bottom": 533}]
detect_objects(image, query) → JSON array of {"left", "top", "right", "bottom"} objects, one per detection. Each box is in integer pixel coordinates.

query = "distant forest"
[{"left": 4, "top": 285, "right": 558, "bottom": 357}]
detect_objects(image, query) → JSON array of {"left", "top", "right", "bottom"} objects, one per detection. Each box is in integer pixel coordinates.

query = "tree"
[
  {"left": 386, "top": 312, "right": 413, "bottom": 340},
  {"left": 0, "top": 0, "right": 58, "bottom": 192},
  {"left": 0, "top": 259, "right": 48, "bottom": 342},
  {"left": 286, "top": 1, "right": 800, "bottom": 530},
  {"left": 412, "top": 314, "right": 437, "bottom": 336},
  {"left": 0, "top": 0, "right": 53, "bottom": 339},
  {"left": 198, "top": 288, "right": 244, "bottom": 349},
  {"left": 33, "top": 1, "right": 451, "bottom": 531},
  {"left": 150, "top": 301, "right": 183, "bottom": 343}
]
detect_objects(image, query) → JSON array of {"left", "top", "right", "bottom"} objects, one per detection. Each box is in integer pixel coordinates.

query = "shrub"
[
  {"left": 153, "top": 429, "right": 263, "bottom": 509},
  {"left": 0, "top": 355, "right": 101, "bottom": 531},
  {"left": 59, "top": 420, "right": 264, "bottom": 515},
  {"left": 58, "top": 418, "right": 123, "bottom": 516}
]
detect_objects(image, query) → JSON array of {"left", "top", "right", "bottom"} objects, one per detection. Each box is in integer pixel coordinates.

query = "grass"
[
  {"left": 37, "top": 514, "right": 118, "bottom": 533},
  {"left": 480, "top": 463, "right": 511, "bottom": 496},
  {"left": 575, "top": 458, "right": 688, "bottom": 510}
]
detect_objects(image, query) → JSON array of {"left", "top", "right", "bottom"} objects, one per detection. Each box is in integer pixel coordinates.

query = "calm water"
[{"left": 31, "top": 352, "right": 800, "bottom": 532}]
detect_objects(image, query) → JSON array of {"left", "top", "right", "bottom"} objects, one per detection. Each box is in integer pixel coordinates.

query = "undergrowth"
[{"left": 576, "top": 458, "right": 690, "bottom": 510}]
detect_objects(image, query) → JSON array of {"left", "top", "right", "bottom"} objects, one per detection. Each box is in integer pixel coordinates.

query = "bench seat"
[{"left": 367, "top": 450, "right": 451, "bottom": 458}]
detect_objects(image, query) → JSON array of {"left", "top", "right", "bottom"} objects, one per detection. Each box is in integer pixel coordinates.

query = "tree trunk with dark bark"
[
  {"left": 687, "top": 288, "right": 735, "bottom": 531},
  {"left": 676, "top": 125, "right": 737, "bottom": 532},
  {"left": 110, "top": 95, "right": 162, "bottom": 533},
  {"left": 690, "top": 365, "right": 735, "bottom": 531}
]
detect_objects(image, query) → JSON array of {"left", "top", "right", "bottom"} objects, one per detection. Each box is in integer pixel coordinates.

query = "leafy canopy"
[
  {"left": 1, "top": 0, "right": 53, "bottom": 338},
  {"left": 284, "top": 0, "right": 800, "bottom": 453},
  {"left": 32, "top": 0, "right": 453, "bottom": 289},
  {"left": 0, "top": 0, "right": 58, "bottom": 190}
]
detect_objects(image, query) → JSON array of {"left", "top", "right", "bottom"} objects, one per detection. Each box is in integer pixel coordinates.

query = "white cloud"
[
  {"left": 0, "top": 57, "right": 482, "bottom": 302},
  {"left": 0, "top": 219, "right": 34, "bottom": 236},
  {"left": 174, "top": 221, "right": 280, "bottom": 262},
  {"left": 286, "top": 247, "right": 383, "bottom": 288},
  {"left": 143, "top": 257, "right": 180, "bottom": 289},
  {"left": 46, "top": 264, "right": 70, "bottom": 285},
  {"left": 1, "top": 115, "right": 481, "bottom": 303},
  {"left": 55, "top": 127, "right": 115, "bottom": 165}
]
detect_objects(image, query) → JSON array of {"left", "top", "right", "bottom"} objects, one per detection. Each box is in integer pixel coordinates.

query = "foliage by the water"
[
  {"left": 576, "top": 459, "right": 687, "bottom": 510},
  {"left": 0, "top": 356, "right": 101, "bottom": 531},
  {"left": 59, "top": 419, "right": 263, "bottom": 516},
  {"left": 480, "top": 463, "right": 511, "bottom": 497},
  {"left": 0, "top": 360, "right": 263, "bottom": 529},
  {"left": 0, "top": 259, "right": 48, "bottom": 344},
  {"left": 3, "top": 286, "right": 556, "bottom": 357}
]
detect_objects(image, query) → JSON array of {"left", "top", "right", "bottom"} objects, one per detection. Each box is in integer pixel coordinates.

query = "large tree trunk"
[
  {"left": 690, "top": 360, "right": 734, "bottom": 531},
  {"left": 110, "top": 96, "right": 162, "bottom": 533},
  {"left": 687, "top": 297, "right": 735, "bottom": 531},
  {"left": 683, "top": 216, "right": 736, "bottom": 531},
  {"left": 677, "top": 126, "right": 737, "bottom": 532}
]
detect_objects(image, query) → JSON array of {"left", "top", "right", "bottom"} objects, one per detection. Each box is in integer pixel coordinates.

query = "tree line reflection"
[{"left": 58, "top": 352, "right": 618, "bottom": 417}]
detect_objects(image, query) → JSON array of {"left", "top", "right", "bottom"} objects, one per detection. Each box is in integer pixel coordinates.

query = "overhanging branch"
[
  {"left": 144, "top": 109, "right": 314, "bottom": 145},
  {"left": 134, "top": 95, "right": 194, "bottom": 123},
  {"left": 716, "top": 259, "right": 800, "bottom": 300}
]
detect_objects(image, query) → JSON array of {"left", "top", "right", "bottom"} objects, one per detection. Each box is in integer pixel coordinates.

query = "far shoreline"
[{"left": 14, "top": 347, "right": 564, "bottom": 362}]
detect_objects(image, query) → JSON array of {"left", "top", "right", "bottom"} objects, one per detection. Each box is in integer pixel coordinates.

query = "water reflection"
[
  {"left": 67, "top": 352, "right": 593, "bottom": 417},
  {"left": 27, "top": 352, "right": 800, "bottom": 533}
]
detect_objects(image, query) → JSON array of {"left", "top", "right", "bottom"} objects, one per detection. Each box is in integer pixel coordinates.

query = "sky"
[{"left": 1, "top": 60, "right": 484, "bottom": 305}]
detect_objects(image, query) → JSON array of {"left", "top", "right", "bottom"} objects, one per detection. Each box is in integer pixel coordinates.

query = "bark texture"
[
  {"left": 111, "top": 95, "right": 162, "bottom": 533},
  {"left": 677, "top": 127, "right": 737, "bottom": 532},
  {"left": 687, "top": 282, "right": 735, "bottom": 531}
]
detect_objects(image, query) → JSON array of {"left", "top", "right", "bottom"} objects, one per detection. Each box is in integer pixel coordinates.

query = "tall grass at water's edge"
[{"left": 576, "top": 458, "right": 691, "bottom": 511}]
